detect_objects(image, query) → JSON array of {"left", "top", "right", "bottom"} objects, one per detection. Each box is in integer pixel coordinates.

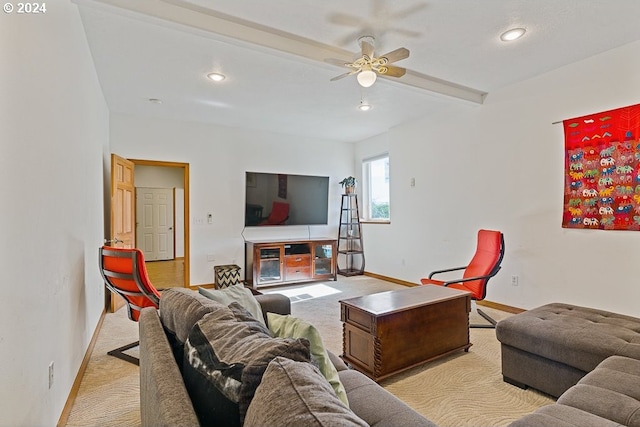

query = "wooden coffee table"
[{"left": 339, "top": 285, "right": 472, "bottom": 382}]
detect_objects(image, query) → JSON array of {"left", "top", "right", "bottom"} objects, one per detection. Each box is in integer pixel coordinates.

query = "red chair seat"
[{"left": 420, "top": 279, "right": 476, "bottom": 296}]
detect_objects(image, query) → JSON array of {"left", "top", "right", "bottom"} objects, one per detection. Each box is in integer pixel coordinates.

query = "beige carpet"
[
  {"left": 65, "top": 305, "right": 140, "bottom": 427},
  {"left": 64, "top": 276, "right": 553, "bottom": 426}
]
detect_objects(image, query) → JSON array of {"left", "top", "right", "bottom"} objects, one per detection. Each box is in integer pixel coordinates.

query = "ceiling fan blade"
[
  {"left": 390, "top": 3, "right": 428, "bottom": 20},
  {"left": 325, "top": 58, "right": 351, "bottom": 68},
  {"left": 360, "top": 39, "right": 375, "bottom": 59},
  {"left": 330, "top": 70, "right": 358, "bottom": 81},
  {"left": 379, "top": 47, "right": 410, "bottom": 64},
  {"left": 371, "top": 0, "right": 386, "bottom": 17},
  {"left": 378, "top": 65, "right": 406, "bottom": 78},
  {"left": 388, "top": 28, "right": 422, "bottom": 38},
  {"left": 327, "top": 12, "right": 365, "bottom": 27}
]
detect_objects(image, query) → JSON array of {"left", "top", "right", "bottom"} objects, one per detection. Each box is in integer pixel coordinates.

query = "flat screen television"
[{"left": 245, "top": 172, "right": 329, "bottom": 226}]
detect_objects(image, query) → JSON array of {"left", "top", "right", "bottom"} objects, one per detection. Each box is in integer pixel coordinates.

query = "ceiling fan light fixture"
[
  {"left": 357, "top": 70, "right": 377, "bottom": 88},
  {"left": 207, "top": 72, "right": 226, "bottom": 82},
  {"left": 500, "top": 28, "right": 526, "bottom": 42},
  {"left": 359, "top": 103, "right": 372, "bottom": 111}
]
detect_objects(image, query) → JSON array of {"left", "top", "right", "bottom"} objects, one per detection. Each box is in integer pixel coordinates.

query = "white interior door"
[{"left": 136, "top": 187, "right": 175, "bottom": 261}]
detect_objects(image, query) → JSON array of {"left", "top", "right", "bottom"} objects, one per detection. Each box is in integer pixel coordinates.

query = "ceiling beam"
[{"left": 73, "top": 0, "right": 486, "bottom": 104}]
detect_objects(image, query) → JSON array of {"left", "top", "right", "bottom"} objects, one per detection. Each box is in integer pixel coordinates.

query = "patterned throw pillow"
[
  {"left": 227, "top": 302, "right": 272, "bottom": 337},
  {"left": 244, "top": 357, "right": 368, "bottom": 427},
  {"left": 159, "top": 288, "right": 234, "bottom": 366},
  {"left": 183, "top": 306, "right": 311, "bottom": 426}
]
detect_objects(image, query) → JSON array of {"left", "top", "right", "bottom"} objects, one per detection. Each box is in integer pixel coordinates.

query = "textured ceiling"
[{"left": 75, "top": 0, "right": 640, "bottom": 142}]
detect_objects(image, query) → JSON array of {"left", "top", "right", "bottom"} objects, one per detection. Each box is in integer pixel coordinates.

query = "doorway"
[
  {"left": 136, "top": 187, "right": 175, "bottom": 261},
  {"left": 131, "top": 159, "right": 190, "bottom": 288}
]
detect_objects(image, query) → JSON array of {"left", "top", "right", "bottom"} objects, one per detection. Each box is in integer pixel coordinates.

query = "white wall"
[
  {"left": 135, "top": 164, "right": 184, "bottom": 188},
  {"left": 0, "top": 2, "right": 108, "bottom": 426},
  {"left": 356, "top": 41, "right": 640, "bottom": 317},
  {"left": 110, "top": 114, "right": 354, "bottom": 285}
]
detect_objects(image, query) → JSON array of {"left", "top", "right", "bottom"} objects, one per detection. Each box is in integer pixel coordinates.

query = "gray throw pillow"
[
  {"left": 183, "top": 308, "right": 311, "bottom": 426},
  {"left": 244, "top": 357, "right": 368, "bottom": 427},
  {"left": 159, "top": 288, "right": 233, "bottom": 366},
  {"left": 199, "top": 284, "right": 266, "bottom": 326}
]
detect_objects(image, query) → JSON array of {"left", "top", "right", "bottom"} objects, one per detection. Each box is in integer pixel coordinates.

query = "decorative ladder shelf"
[{"left": 337, "top": 193, "right": 365, "bottom": 276}]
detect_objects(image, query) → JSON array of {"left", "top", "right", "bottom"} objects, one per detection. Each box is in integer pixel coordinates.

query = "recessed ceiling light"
[
  {"left": 148, "top": 98, "right": 162, "bottom": 104},
  {"left": 207, "top": 72, "right": 226, "bottom": 82},
  {"left": 359, "top": 103, "right": 372, "bottom": 111},
  {"left": 500, "top": 28, "right": 526, "bottom": 42}
]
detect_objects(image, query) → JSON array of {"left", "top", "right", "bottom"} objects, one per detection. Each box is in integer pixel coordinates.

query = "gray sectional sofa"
[
  {"left": 139, "top": 288, "right": 435, "bottom": 427},
  {"left": 139, "top": 289, "right": 640, "bottom": 426},
  {"left": 510, "top": 355, "right": 640, "bottom": 427}
]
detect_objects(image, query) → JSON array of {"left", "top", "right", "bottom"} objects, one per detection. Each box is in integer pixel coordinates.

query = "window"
[{"left": 362, "top": 153, "right": 390, "bottom": 222}]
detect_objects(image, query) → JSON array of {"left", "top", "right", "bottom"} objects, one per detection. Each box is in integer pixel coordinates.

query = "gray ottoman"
[{"left": 496, "top": 303, "right": 640, "bottom": 397}]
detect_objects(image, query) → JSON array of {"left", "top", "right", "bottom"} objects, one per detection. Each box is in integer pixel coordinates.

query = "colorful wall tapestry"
[{"left": 563, "top": 103, "right": 640, "bottom": 230}]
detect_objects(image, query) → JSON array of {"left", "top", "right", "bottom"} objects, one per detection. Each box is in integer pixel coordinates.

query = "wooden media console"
[{"left": 245, "top": 238, "right": 337, "bottom": 288}]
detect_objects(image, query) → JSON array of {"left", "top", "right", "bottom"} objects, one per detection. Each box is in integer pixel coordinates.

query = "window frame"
[{"left": 361, "top": 153, "right": 390, "bottom": 224}]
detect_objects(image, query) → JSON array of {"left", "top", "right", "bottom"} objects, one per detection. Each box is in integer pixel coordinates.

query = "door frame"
[{"left": 130, "top": 158, "right": 190, "bottom": 287}]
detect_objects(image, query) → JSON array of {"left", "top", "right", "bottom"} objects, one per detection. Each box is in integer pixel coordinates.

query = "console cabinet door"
[
  {"left": 313, "top": 241, "right": 336, "bottom": 279},
  {"left": 256, "top": 246, "right": 283, "bottom": 285}
]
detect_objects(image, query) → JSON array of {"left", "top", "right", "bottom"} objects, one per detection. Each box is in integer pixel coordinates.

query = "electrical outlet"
[
  {"left": 207, "top": 254, "right": 215, "bottom": 262},
  {"left": 511, "top": 275, "right": 519, "bottom": 286},
  {"left": 48, "top": 361, "right": 54, "bottom": 389}
]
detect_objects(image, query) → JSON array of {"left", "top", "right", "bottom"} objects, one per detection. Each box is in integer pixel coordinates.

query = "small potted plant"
[{"left": 339, "top": 176, "right": 357, "bottom": 194}]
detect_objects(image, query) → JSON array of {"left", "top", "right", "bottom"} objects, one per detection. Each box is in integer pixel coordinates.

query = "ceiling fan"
[{"left": 326, "top": 36, "right": 410, "bottom": 88}]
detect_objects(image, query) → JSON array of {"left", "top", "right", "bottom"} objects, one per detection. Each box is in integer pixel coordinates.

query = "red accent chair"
[
  {"left": 420, "top": 229, "right": 505, "bottom": 328},
  {"left": 99, "top": 246, "right": 161, "bottom": 365},
  {"left": 260, "top": 201, "right": 290, "bottom": 225}
]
